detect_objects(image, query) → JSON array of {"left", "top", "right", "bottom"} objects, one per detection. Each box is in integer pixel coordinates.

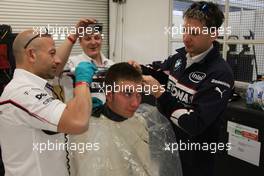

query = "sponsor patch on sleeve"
[{"left": 211, "top": 79, "right": 231, "bottom": 88}]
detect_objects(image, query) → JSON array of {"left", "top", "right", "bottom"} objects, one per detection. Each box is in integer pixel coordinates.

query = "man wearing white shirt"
[
  {"left": 0, "top": 18, "right": 97, "bottom": 176},
  {"left": 63, "top": 23, "right": 114, "bottom": 105}
]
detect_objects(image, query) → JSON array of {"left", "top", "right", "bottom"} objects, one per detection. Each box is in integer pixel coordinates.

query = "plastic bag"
[
  {"left": 246, "top": 81, "right": 264, "bottom": 110},
  {"left": 69, "top": 104, "right": 182, "bottom": 176}
]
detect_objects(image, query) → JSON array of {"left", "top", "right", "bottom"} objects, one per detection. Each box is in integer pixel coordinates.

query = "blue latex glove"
[
  {"left": 92, "top": 97, "right": 103, "bottom": 109},
  {"left": 75, "top": 62, "right": 97, "bottom": 83}
]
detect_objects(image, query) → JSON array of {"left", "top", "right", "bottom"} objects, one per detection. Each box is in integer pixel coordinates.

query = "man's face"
[
  {"left": 33, "top": 37, "right": 61, "bottom": 79},
  {"left": 79, "top": 33, "right": 102, "bottom": 59},
  {"left": 183, "top": 18, "right": 216, "bottom": 57},
  {"left": 106, "top": 80, "right": 142, "bottom": 118}
]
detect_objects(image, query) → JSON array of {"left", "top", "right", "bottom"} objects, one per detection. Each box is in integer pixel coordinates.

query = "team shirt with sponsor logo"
[
  {"left": 0, "top": 69, "right": 68, "bottom": 176},
  {"left": 146, "top": 42, "right": 234, "bottom": 165},
  {"left": 156, "top": 43, "right": 234, "bottom": 136}
]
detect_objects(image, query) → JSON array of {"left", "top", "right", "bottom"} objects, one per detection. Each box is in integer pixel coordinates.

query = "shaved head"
[
  {"left": 13, "top": 29, "right": 44, "bottom": 65},
  {"left": 12, "top": 29, "right": 59, "bottom": 79}
]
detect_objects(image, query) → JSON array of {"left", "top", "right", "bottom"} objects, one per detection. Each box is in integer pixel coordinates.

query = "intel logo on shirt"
[{"left": 189, "top": 72, "right": 206, "bottom": 83}]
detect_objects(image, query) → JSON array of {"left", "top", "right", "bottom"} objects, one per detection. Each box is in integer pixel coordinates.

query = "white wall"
[{"left": 109, "top": 0, "right": 170, "bottom": 64}]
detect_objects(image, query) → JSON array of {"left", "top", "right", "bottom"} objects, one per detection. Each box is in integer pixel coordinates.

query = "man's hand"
[
  {"left": 73, "top": 18, "right": 97, "bottom": 39},
  {"left": 127, "top": 60, "right": 142, "bottom": 73},
  {"left": 142, "top": 75, "right": 164, "bottom": 98},
  {"left": 75, "top": 62, "right": 97, "bottom": 84},
  {"left": 69, "top": 18, "right": 97, "bottom": 41},
  {"left": 56, "top": 18, "right": 97, "bottom": 76}
]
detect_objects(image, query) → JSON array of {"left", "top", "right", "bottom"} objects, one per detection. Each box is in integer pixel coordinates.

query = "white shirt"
[
  {"left": 62, "top": 52, "right": 114, "bottom": 103},
  {"left": 0, "top": 69, "right": 68, "bottom": 176},
  {"left": 66, "top": 52, "right": 114, "bottom": 69},
  {"left": 185, "top": 45, "right": 213, "bottom": 68}
]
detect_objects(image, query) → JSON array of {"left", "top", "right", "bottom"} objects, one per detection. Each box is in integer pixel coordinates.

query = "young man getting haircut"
[{"left": 70, "top": 63, "right": 182, "bottom": 176}]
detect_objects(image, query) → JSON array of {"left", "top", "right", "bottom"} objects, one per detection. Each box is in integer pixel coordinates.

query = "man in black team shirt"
[{"left": 129, "top": 1, "right": 234, "bottom": 176}]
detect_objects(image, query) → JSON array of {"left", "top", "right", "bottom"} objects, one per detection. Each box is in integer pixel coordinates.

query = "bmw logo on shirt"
[{"left": 173, "top": 59, "right": 182, "bottom": 71}]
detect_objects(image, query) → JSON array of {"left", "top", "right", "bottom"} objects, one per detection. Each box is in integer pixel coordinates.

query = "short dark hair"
[
  {"left": 105, "top": 62, "right": 142, "bottom": 87},
  {"left": 183, "top": 1, "right": 224, "bottom": 29}
]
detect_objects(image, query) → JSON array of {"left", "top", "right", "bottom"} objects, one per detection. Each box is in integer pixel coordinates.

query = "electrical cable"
[
  {"left": 58, "top": 74, "right": 70, "bottom": 175},
  {"left": 64, "top": 133, "right": 71, "bottom": 176}
]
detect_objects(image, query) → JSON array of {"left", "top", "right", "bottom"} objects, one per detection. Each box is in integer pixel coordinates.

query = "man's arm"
[
  {"left": 58, "top": 83, "right": 91, "bottom": 134},
  {"left": 144, "top": 72, "right": 234, "bottom": 137},
  {"left": 157, "top": 72, "right": 234, "bottom": 136},
  {"left": 57, "top": 62, "right": 97, "bottom": 134},
  {"left": 128, "top": 55, "right": 173, "bottom": 74}
]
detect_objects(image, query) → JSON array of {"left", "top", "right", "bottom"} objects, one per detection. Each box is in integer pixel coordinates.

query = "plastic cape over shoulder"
[{"left": 69, "top": 104, "right": 182, "bottom": 176}]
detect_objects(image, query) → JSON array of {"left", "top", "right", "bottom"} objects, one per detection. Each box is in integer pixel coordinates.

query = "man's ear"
[
  {"left": 105, "top": 92, "right": 113, "bottom": 103},
  {"left": 210, "top": 29, "right": 218, "bottom": 41},
  {"left": 25, "top": 48, "right": 37, "bottom": 63}
]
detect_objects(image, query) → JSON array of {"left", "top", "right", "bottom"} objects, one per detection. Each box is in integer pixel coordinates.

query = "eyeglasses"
[
  {"left": 190, "top": 2, "right": 209, "bottom": 14},
  {"left": 200, "top": 4, "right": 209, "bottom": 13},
  {"left": 24, "top": 28, "right": 51, "bottom": 49}
]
